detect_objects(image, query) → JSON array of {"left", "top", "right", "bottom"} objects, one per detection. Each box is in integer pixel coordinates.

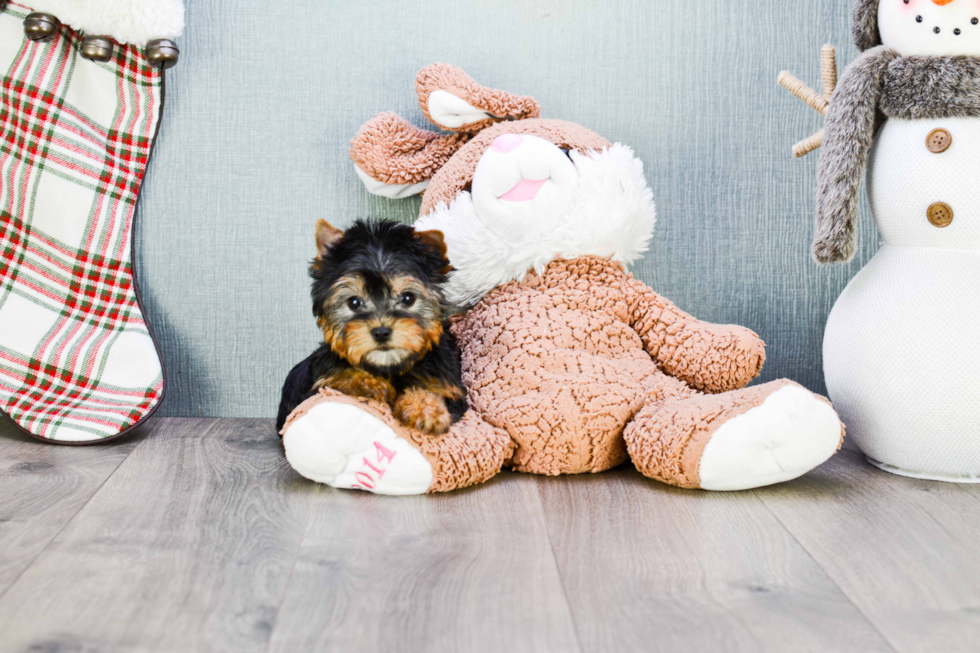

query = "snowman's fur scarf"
[
  {"left": 815, "top": 47, "right": 980, "bottom": 264},
  {"left": 815, "top": 47, "right": 895, "bottom": 264},
  {"left": 415, "top": 144, "right": 656, "bottom": 307},
  {"left": 880, "top": 55, "right": 980, "bottom": 119},
  {"left": 21, "top": 0, "right": 184, "bottom": 45}
]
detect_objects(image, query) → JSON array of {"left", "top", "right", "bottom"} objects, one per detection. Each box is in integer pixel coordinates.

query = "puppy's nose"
[
  {"left": 491, "top": 134, "right": 523, "bottom": 153},
  {"left": 371, "top": 326, "right": 393, "bottom": 343}
]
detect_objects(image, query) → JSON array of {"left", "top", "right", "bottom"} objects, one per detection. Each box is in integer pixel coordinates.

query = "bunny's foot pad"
[
  {"left": 698, "top": 385, "right": 843, "bottom": 491},
  {"left": 284, "top": 400, "right": 434, "bottom": 495},
  {"left": 280, "top": 389, "right": 516, "bottom": 495}
]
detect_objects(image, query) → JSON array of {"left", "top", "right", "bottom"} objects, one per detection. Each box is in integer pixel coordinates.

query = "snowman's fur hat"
[{"left": 854, "top": 0, "right": 881, "bottom": 52}]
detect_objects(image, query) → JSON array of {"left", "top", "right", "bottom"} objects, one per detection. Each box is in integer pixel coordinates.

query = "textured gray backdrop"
[{"left": 137, "top": 0, "right": 879, "bottom": 418}]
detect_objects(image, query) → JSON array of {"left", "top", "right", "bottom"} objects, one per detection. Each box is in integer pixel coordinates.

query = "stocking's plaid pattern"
[{"left": 0, "top": 2, "right": 165, "bottom": 442}]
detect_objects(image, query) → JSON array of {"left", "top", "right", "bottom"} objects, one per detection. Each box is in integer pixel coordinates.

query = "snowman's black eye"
[
  {"left": 904, "top": 0, "right": 909, "bottom": 3},
  {"left": 917, "top": 15, "right": 924, "bottom": 23},
  {"left": 974, "top": 18, "right": 979, "bottom": 26}
]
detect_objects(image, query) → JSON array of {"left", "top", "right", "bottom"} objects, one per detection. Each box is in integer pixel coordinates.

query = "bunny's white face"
[
  {"left": 414, "top": 136, "right": 657, "bottom": 307},
  {"left": 470, "top": 134, "right": 578, "bottom": 243},
  {"left": 878, "top": 0, "right": 980, "bottom": 56}
]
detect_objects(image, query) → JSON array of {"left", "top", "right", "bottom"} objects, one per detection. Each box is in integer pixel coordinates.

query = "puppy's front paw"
[
  {"left": 318, "top": 368, "right": 396, "bottom": 404},
  {"left": 394, "top": 388, "right": 452, "bottom": 435}
]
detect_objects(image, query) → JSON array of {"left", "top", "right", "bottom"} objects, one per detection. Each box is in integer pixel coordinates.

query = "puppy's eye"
[
  {"left": 399, "top": 292, "right": 416, "bottom": 307},
  {"left": 347, "top": 297, "right": 364, "bottom": 311}
]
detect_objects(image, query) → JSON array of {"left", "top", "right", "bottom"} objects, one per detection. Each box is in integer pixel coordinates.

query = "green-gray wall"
[{"left": 137, "top": 0, "right": 878, "bottom": 417}]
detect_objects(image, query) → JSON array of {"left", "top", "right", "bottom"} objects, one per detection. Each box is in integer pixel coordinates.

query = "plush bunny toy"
[
  {"left": 279, "top": 64, "right": 844, "bottom": 495},
  {"left": 805, "top": 0, "right": 980, "bottom": 481}
]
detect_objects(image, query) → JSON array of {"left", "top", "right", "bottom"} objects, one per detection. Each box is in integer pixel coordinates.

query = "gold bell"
[
  {"left": 144, "top": 39, "right": 179, "bottom": 70},
  {"left": 80, "top": 36, "right": 114, "bottom": 62},
  {"left": 24, "top": 12, "right": 60, "bottom": 43}
]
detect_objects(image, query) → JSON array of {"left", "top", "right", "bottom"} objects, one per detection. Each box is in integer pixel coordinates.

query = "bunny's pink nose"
[{"left": 491, "top": 134, "right": 524, "bottom": 153}]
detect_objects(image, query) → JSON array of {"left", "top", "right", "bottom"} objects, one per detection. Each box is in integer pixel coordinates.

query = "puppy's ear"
[
  {"left": 416, "top": 229, "right": 446, "bottom": 257},
  {"left": 415, "top": 229, "right": 452, "bottom": 274},
  {"left": 315, "top": 220, "right": 344, "bottom": 259}
]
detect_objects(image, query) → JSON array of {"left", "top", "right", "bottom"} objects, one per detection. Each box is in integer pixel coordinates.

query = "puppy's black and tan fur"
[{"left": 276, "top": 219, "right": 467, "bottom": 435}]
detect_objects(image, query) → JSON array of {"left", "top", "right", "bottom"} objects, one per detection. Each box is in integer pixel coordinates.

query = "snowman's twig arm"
[
  {"left": 778, "top": 72, "right": 829, "bottom": 115},
  {"left": 822, "top": 44, "right": 837, "bottom": 99},
  {"left": 778, "top": 45, "right": 836, "bottom": 158},
  {"left": 814, "top": 47, "right": 898, "bottom": 264},
  {"left": 624, "top": 278, "right": 765, "bottom": 394}
]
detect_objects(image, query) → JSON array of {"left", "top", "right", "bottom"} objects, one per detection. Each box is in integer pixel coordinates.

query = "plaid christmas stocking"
[{"left": 0, "top": 1, "right": 181, "bottom": 443}]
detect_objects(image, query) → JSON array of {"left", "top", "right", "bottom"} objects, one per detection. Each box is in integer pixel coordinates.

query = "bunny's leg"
[
  {"left": 281, "top": 389, "right": 515, "bottom": 495},
  {"left": 467, "top": 347, "right": 652, "bottom": 475},
  {"left": 625, "top": 379, "right": 843, "bottom": 491}
]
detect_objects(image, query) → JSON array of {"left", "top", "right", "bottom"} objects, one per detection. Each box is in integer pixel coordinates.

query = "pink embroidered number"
[
  {"left": 351, "top": 441, "right": 399, "bottom": 490},
  {"left": 354, "top": 472, "right": 376, "bottom": 489},
  {"left": 374, "top": 441, "right": 397, "bottom": 464}
]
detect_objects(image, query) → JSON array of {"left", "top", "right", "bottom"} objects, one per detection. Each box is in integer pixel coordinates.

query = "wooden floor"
[{"left": 1, "top": 418, "right": 979, "bottom": 653}]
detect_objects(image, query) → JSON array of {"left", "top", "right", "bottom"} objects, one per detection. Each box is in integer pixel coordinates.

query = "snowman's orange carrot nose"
[{"left": 931, "top": 0, "right": 956, "bottom": 5}]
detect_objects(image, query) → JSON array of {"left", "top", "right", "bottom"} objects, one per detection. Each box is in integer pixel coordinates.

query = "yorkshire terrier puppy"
[{"left": 276, "top": 219, "right": 467, "bottom": 435}]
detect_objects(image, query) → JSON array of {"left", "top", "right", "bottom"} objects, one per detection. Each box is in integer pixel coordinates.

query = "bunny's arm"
[
  {"left": 813, "top": 46, "right": 897, "bottom": 264},
  {"left": 623, "top": 277, "right": 765, "bottom": 394}
]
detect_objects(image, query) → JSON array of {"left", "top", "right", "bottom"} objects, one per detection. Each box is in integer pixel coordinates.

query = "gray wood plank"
[
  {"left": 0, "top": 415, "right": 140, "bottom": 597},
  {"left": 757, "top": 448, "right": 980, "bottom": 653},
  {"left": 0, "top": 418, "right": 316, "bottom": 653},
  {"left": 537, "top": 467, "right": 895, "bottom": 653},
  {"left": 9, "top": 414, "right": 980, "bottom": 653},
  {"left": 267, "top": 471, "right": 582, "bottom": 653}
]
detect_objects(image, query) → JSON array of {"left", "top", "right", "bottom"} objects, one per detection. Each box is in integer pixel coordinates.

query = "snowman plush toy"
[{"left": 808, "top": 0, "right": 980, "bottom": 481}]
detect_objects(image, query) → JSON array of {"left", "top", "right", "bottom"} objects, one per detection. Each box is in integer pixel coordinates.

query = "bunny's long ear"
[
  {"left": 349, "top": 112, "right": 469, "bottom": 199},
  {"left": 416, "top": 63, "right": 540, "bottom": 134},
  {"left": 349, "top": 65, "right": 539, "bottom": 199}
]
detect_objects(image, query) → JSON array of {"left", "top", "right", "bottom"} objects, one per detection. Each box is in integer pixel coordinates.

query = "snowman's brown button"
[
  {"left": 927, "top": 202, "right": 954, "bottom": 228},
  {"left": 926, "top": 128, "right": 952, "bottom": 153}
]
